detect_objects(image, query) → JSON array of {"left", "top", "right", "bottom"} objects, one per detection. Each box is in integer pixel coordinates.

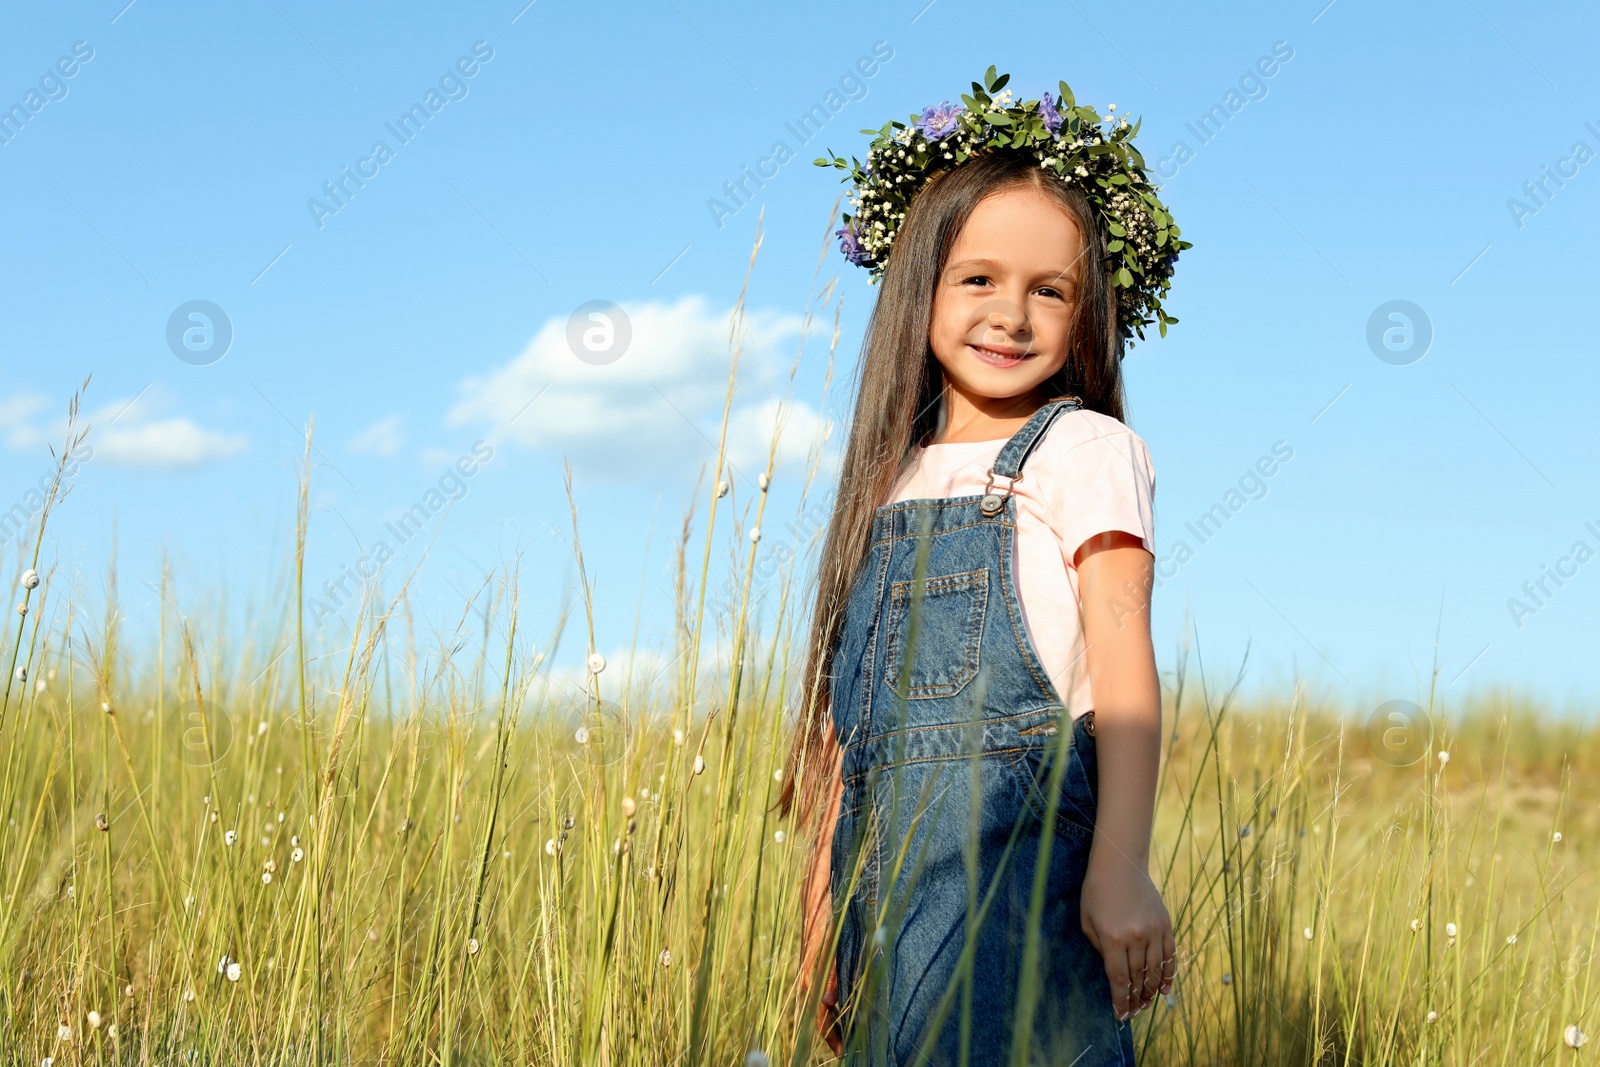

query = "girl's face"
[{"left": 928, "top": 183, "right": 1085, "bottom": 412}]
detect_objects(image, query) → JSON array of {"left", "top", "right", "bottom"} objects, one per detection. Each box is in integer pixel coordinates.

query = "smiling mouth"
[{"left": 968, "top": 343, "right": 1032, "bottom": 366}]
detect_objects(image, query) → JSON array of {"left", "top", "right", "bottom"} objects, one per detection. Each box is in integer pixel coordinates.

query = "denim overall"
[{"left": 828, "top": 396, "right": 1136, "bottom": 1066}]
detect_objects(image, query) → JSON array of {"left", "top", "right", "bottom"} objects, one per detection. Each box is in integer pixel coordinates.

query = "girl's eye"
[
  {"left": 1038, "top": 287, "right": 1063, "bottom": 299},
  {"left": 963, "top": 275, "right": 991, "bottom": 286}
]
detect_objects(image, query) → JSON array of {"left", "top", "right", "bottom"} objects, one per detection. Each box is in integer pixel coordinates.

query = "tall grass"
[{"left": 1, "top": 218, "right": 1596, "bottom": 1065}]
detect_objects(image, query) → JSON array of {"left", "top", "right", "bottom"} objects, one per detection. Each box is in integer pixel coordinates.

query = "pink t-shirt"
[{"left": 884, "top": 408, "right": 1156, "bottom": 720}]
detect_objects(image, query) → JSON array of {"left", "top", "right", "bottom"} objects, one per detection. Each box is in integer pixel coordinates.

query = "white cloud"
[
  {"left": 349, "top": 414, "right": 404, "bottom": 457},
  {"left": 446, "top": 294, "right": 836, "bottom": 486},
  {"left": 0, "top": 385, "right": 246, "bottom": 470}
]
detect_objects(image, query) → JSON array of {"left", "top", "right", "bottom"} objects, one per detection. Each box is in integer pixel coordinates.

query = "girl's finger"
[
  {"left": 1138, "top": 931, "right": 1164, "bottom": 1005},
  {"left": 1102, "top": 941, "right": 1135, "bottom": 1019},
  {"left": 1160, "top": 927, "right": 1177, "bottom": 994}
]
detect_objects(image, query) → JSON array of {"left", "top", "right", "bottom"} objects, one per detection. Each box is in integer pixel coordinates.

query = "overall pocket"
[
  {"left": 882, "top": 568, "right": 988, "bottom": 700},
  {"left": 1008, "top": 719, "right": 1099, "bottom": 844}
]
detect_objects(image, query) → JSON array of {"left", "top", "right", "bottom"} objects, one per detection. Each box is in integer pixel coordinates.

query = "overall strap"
[
  {"left": 976, "top": 395, "right": 1082, "bottom": 516},
  {"left": 990, "top": 395, "right": 1083, "bottom": 480}
]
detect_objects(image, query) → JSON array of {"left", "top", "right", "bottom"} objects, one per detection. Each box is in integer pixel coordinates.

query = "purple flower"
[
  {"left": 1037, "top": 92, "right": 1063, "bottom": 135},
  {"left": 915, "top": 100, "right": 964, "bottom": 142},
  {"left": 836, "top": 220, "right": 872, "bottom": 266}
]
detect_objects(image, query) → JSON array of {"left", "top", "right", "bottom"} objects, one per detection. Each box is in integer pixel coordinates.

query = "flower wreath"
[{"left": 814, "top": 66, "right": 1190, "bottom": 344}]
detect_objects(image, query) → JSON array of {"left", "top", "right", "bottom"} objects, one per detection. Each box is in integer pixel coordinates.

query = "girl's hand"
[
  {"left": 818, "top": 965, "right": 843, "bottom": 1055},
  {"left": 1080, "top": 847, "right": 1174, "bottom": 1020}
]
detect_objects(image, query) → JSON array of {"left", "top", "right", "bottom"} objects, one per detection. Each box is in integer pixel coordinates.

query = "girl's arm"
[
  {"left": 798, "top": 724, "right": 845, "bottom": 1052},
  {"left": 1072, "top": 530, "right": 1174, "bottom": 1021}
]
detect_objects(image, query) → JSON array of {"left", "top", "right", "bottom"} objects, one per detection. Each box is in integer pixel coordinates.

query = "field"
[{"left": 2, "top": 252, "right": 1596, "bottom": 1067}]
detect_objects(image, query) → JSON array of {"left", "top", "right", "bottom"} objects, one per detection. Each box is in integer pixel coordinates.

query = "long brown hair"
[{"left": 774, "top": 147, "right": 1128, "bottom": 831}]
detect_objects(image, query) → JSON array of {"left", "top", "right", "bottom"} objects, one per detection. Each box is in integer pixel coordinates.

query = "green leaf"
[
  {"left": 1058, "top": 80, "right": 1076, "bottom": 109},
  {"left": 960, "top": 92, "right": 980, "bottom": 112},
  {"left": 991, "top": 70, "right": 1010, "bottom": 93},
  {"left": 1105, "top": 220, "right": 1126, "bottom": 237},
  {"left": 987, "top": 112, "right": 1013, "bottom": 127},
  {"left": 1109, "top": 173, "right": 1129, "bottom": 185},
  {"left": 984, "top": 64, "right": 998, "bottom": 90},
  {"left": 1114, "top": 268, "right": 1133, "bottom": 287},
  {"left": 1106, "top": 239, "right": 1125, "bottom": 252}
]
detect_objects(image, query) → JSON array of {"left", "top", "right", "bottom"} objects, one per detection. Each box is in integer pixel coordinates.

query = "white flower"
[
  {"left": 20, "top": 569, "right": 40, "bottom": 589},
  {"left": 587, "top": 652, "right": 606, "bottom": 674},
  {"left": 659, "top": 948, "right": 673, "bottom": 968},
  {"left": 87, "top": 1010, "right": 102, "bottom": 1030},
  {"left": 1445, "top": 922, "right": 1457, "bottom": 937},
  {"left": 575, "top": 726, "right": 589, "bottom": 745},
  {"left": 693, "top": 755, "right": 706, "bottom": 775},
  {"left": 1565, "top": 1024, "right": 1587, "bottom": 1048},
  {"left": 223, "top": 830, "right": 237, "bottom": 847},
  {"left": 1107, "top": 103, "right": 1116, "bottom": 111}
]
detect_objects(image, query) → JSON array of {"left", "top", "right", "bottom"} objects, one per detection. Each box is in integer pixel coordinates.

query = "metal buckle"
[{"left": 979, "top": 467, "right": 1019, "bottom": 516}]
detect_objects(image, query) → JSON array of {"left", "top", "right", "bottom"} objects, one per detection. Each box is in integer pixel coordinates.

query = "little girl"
[{"left": 776, "top": 72, "right": 1185, "bottom": 1065}]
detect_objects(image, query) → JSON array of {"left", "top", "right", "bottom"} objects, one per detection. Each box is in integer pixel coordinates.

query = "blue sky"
[{"left": 2, "top": 0, "right": 1596, "bottom": 717}]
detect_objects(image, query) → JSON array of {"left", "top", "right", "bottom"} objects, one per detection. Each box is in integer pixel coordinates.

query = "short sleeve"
[{"left": 1033, "top": 414, "right": 1156, "bottom": 568}]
